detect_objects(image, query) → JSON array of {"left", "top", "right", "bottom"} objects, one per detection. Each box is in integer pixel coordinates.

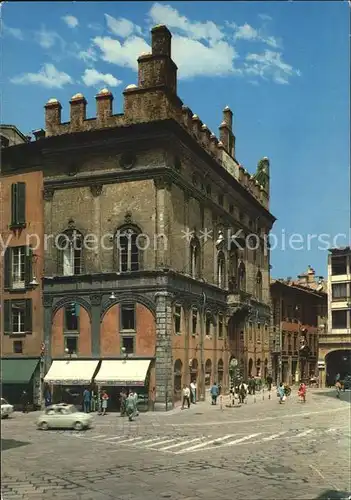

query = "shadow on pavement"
[
  {"left": 2, "top": 438, "right": 30, "bottom": 451},
  {"left": 313, "top": 391, "right": 351, "bottom": 403},
  {"left": 315, "top": 490, "right": 350, "bottom": 499}
]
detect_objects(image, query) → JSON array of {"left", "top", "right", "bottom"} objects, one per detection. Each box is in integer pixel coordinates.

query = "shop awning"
[
  {"left": 44, "top": 360, "right": 99, "bottom": 385},
  {"left": 94, "top": 359, "right": 151, "bottom": 386},
  {"left": 1, "top": 358, "right": 39, "bottom": 384}
]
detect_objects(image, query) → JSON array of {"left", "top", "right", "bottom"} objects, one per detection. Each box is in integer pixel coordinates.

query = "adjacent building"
[
  {"left": 0, "top": 127, "right": 45, "bottom": 408},
  {"left": 270, "top": 266, "right": 327, "bottom": 385},
  {"left": 1, "top": 25, "right": 275, "bottom": 410},
  {"left": 318, "top": 247, "right": 351, "bottom": 386}
]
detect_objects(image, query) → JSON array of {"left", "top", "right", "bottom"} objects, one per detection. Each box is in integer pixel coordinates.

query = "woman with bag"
[{"left": 277, "top": 383, "right": 286, "bottom": 404}]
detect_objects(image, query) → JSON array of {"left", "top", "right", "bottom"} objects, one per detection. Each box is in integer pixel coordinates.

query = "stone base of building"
[{"left": 153, "top": 401, "right": 174, "bottom": 412}]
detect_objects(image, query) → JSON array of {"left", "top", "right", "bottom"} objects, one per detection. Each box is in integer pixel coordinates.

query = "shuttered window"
[
  {"left": 3, "top": 246, "right": 33, "bottom": 290},
  {"left": 3, "top": 299, "right": 32, "bottom": 335},
  {"left": 10, "top": 182, "right": 26, "bottom": 227}
]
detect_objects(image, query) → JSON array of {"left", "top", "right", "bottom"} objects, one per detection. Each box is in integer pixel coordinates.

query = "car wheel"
[
  {"left": 74, "top": 421, "right": 84, "bottom": 431},
  {"left": 39, "top": 421, "right": 49, "bottom": 430}
]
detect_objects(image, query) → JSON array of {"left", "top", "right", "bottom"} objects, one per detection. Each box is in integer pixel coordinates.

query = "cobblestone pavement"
[{"left": 2, "top": 389, "right": 350, "bottom": 500}]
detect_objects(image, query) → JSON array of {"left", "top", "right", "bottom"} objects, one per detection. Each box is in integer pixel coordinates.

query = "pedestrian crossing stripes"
[{"left": 62, "top": 426, "right": 350, "bottom": 455}]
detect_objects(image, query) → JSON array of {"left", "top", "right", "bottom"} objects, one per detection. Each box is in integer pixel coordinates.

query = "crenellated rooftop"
[{"left": 42, "top": 24, "right": 270, "bottom": 209}]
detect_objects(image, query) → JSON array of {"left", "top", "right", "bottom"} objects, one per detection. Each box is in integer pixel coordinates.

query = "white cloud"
[
  {"left": 11, "top": 63, "right": 72, "bottom": 88},
  {"left": 149, "top": 3, "right": 224, "bottom": 44},
  {"left": 78, "top": 47, "right": 97, "bottom": 64},
  {"left": 105, "top": 14, "right": 142, "bottom": 38},
  {"left": 244, "top": 50, "right": 300, "bottom": 84},
  {"left": 35, "top": 26, "right": 64, "bottom": 49},
  {"left": 229, "top": 21, "right": 280, "bottom": 49},
  {"left": 258, "top": 14, "right": 273, "bottom": 22},
  {"left": 62, "top": 15, "right": 79, "bottom": 28},
  {"left": 172, "top": 35, "right": 238, "bottom": 79},
  {"left": 88, "top": 23, "right": 102, "bottom": 31},
  {"left": 3, "top": 24, "right": 24, "bottom": 40},
  {"left": 93, "top": 36, "right": 151, "bottom": 71},
  {"left": 82, "top": 68, "right": 122, "bottom": 87}
]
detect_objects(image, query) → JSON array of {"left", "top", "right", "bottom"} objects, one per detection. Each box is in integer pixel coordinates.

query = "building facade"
[
  {"left": 0, "top": 124, "right": 29, "bottom": 148},
  {"left": 0, "top": 157, "right": 45, "bottom": 407},
  {"left": 270, "top": 266, "right": 327, "bottom": 385},
  {"left": 319, "top": 247, "right": 351, "bottom": 386},
  {"left": 2, "top": 25, "right": 275, "bottom": 410}
]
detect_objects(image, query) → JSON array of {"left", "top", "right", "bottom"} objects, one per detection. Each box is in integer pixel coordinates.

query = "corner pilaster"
[
  {"left": 43, "top": 296, "right": 53, "bottom": 374},
  {"left": 154, "top": 291, "right": 173, "bottom": 411},
  {"left": 90, "top": 294, "right": 102, "bottom": 356}
]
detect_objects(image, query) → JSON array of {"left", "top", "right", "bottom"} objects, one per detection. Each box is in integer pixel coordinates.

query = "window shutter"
[
  {"left": 11, "top": 183, "right": 17, "bottom": 225},
  {"left": 4, "top": 300, "right": 12, "bottom": 334},
  {"left": 4, "top": 247, "right": 12, "bottom": 289},
  {"left": 25, "top": 299, "right": 32, "bottom": 333},
  {"left": 25, "top": 246, "right": 33, "bottom": 287},
  {"left": 17, "top": 182, "right": 26, "bottom": 225}
]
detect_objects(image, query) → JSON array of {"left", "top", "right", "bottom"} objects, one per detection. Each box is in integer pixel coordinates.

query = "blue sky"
[{"left": 2, "top": 1, "right": 350, "bottom": 279}]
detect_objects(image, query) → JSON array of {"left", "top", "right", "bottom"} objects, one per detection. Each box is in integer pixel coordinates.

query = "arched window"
[
  {"left": 0, "top": 135, "right": 9, "bottom": 148},
  {"left": 116, "top": 225, "right": 141, "bottom": 272},
  {"left": 174, "top": 359, "right": 183, "bottom": 399},
  {"left": 248, "top": 358, "right": 253, "bottom": 377},
  {"left": 190, "top": 358, "right": 198, "bottom": 383},
  {"left": 205, "top": 359, "right": 212, "bottom": 386},
  {"left": 217, "top": 251, "right": 225, "bottom": 288},
  {"left": 58, "top": 229, "right": 83, "bottom": 276},
  {"left": 238, "top": 261, "right": 246, "bottom": 291},
  {"left": 205, "top": 311, "right": 212, "bottom": 337},
  {"left": 256, "top": 271, "right": 262, "bottom": 300},
  {"left": 190, "top": 237, "right": 200, "bottom": 278},
  {"left": 256, "top": 358, "right": 261, "bottom": 377},
  {"left": 228, "top": 246, "right": 239, "bottom": 291}
]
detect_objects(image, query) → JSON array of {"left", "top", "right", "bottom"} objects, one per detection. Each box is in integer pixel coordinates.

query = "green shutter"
[
  {"left": 25, "top": 299, "right": 32, "bottom": 333},
  {"left": 4, "top": 300, "right": 12, "bottom": 334},
  {"left": 25, "top": 246, "right": 33, "bottom": 287},
  {"left": 11, "top": 183, "right": 17, "bottom": 225},
  {"left": 17, "top": 182, "right": 26, "bottom": 225},
  {"left": 4, "top": 247, "right": 11, "bottom": 289}
]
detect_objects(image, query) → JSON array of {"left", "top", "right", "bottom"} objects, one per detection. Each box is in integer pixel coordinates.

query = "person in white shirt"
[
  {"left": 181, "top": 385, "right": 190, "bottom": 409},
  {"left": 190, "top": 381, "right": 197, "bottom": 404}
]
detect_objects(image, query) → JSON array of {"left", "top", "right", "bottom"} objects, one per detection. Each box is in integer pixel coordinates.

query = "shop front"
[
  {"left": 44, "top": 359, "right": 100, "bottom": 409},
  {"left": 94, "top": 359, "right": 152, "bottom": 412},
  {"left": 1, "top": 357, "right": 41, "bottom": 410}
]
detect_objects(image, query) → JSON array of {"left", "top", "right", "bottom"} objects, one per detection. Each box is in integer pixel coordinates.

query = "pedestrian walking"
[
  {"left": 248, "top": 376, "right": 256, "bottom": 395},
  {"left": 298, "top": 382, "right": 307, "bottom": 403},
  {"left": 126, "top": 392, "right": 136, "bottom": 421},
  {"left": 21, "top": 390, "right": 29, "bottom": 413},
  {"left": 90, "top": 390, "right": 98, "bottom": 412},
  {"left": 120, "top": 390, "right": 127, "bottom": 416},
  {"left": 266, "top": 374, "right": 273, "bottom": 392},
  {"left": 277, "top": 382, "right": 286, "bottom": 404},
  {"left": 210, "top": 382, "right": 219, "bottom": 405},
  {"left": 83, "top": 388, "right": 91, "bottom": 413},
  {"left": 181, "top": 384, "right": 190, "bottom": 409},
  {"left": 238, "top": 381, "right": 247, "bottom": 404},
  {"left": 133, "top": 391, "right": 139, "bottom": 416},
  {"left": 190, "top": 380, "right": 197, "bottom": 404},
  {"left": 336, "top": 380, "right": 342, "bottom": 398},
  {"left": 101, "top": 390, "right": 109, "bottom": 415}
]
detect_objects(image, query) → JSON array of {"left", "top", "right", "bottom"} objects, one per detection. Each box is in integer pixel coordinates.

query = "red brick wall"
[
  {"left": 51, "top": 306, "right": 91, "bottom": 357},
  {"left": 100, "top": 303, "right": 156, "bottom": 357}
]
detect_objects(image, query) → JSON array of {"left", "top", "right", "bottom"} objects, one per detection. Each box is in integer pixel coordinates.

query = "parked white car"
[
  {"left": 36, "top": 404, "right": 93, "bottom": 431},
  {"left": 1, "top": 398, "right": 14, "bottom": 419}
]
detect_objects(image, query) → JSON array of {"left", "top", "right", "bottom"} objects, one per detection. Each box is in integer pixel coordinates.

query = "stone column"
[
  {"left": 154, "top": 291, "right": 173, "bottom": 411},
  {"left": 90, "top": 294, "right": 102, "bottom": 357},
  {"left": 184, "top": 308, "right": 190, "bottom": 385}
]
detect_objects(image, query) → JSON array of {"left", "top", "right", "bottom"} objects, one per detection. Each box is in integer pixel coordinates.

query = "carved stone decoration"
[
  {"left": 154, "top": 176, "right": 172, "bottom": 191},
  {"left": 90, "top": 294, "right": 102, "bottom": 306},
  {"left": 67, "top": 218, "right": 75, "bottom": 229},
  {"left": 119, "top": 152, "right": 136, "bottom": 170},
  {"left": 43, "top": 188, "right": 54, "bottom": 201},
  {"left": 124, "top": 210, "right": 132, "bottom": 224},
  {"left": 90, "top": 184, "right": 103, "bottom": 197},
  {"left": 67, "top": 163, "right": 79, "bottom": 176},
  {"left": 43, "top": 295, "right": 53, "bottom": 307}
]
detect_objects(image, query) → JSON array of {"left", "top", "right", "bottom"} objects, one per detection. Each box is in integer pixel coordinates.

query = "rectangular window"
[
  {"left": 13, "top": 340, "right": 23, "bottom": 353},
  {"left": 64, "top": 336, "right": 78, "bottom": 354},
  {"left": 218, "top": 194, "right": 224, "bottom": 206},
  {"left": 11, "top": 182, "right": 26, "bottom": 228},
  {"left": 122, "top": 336, "right": 134, "bottom": 354},
  {"left": 192, "top": 308, "right": 197, "bottom": 335},
  {"left": 205, "top": 313, "right": 211, "bottom": 337},
  {"left": 218, "top": 315, "right": 223, "bottom": 338},
  {"left": 332, "top": 310, "right": 347, "bottom": 329},
  {"left": 174, "top": 305, "right": 181, "bottom": 334},
  {"left": 63, "top": 240, "right": 82, "bottom": 276},
  {"left": 3, "top": 299, "right": 32, "bottom": 335},
  {"left": 12, "top": 247, "right": 26, "bottom": 289},
  {"left": 121, "top": 303, "right": 135, "bottom": 330},
  {"left": 331, "top": 256, "right": 347, "bottom": 275},
  {"left": 332, "top": 283, "right": 348, "bottom": 300},
  {"left": 64, "top": 303, "right": 79, "bottom": 331},
  {"left": 4, "top": 246, "right": 33, "bottom": 290}
]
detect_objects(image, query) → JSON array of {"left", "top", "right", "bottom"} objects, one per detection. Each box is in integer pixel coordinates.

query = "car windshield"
[
  {"left": 65, "top": 406, "right": 78, "bottom": 413},
  {"left": 1, "top": 398, "right": 8, "bottom": 405}
]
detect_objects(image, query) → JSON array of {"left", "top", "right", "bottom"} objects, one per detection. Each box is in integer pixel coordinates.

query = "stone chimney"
[
  {"left": 219, "top": 106, "right": 236, "bottom": 157},
  {"left": 70, "top": 93, "right": 87, "bottom": 131},
  {"left": 307, "top": 265, "right": 316, "bottom": 283},
  {"left": 96, "top": 88, "right": 113, "bottom": 125},
  {"left": 137, "top": 25, "right": 177, "bottom": 94},
  {"left": 45, "top": 98, "right": 62, "bottom": 136}
]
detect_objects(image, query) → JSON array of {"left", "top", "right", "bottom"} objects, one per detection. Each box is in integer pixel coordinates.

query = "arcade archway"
[{"left": 325, "top": 350, "right": 351, "bottom": 386}]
